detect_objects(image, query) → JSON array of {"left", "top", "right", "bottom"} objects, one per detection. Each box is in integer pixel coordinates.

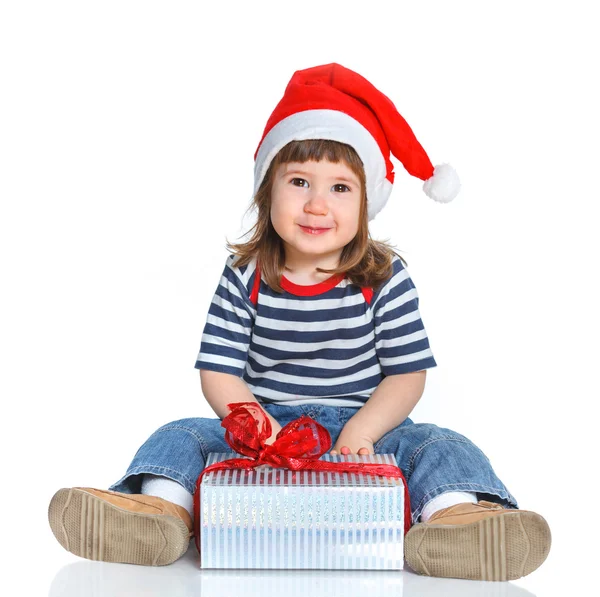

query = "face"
[{"left": 270, "top": 159, "right": 362, "bottom": 270}]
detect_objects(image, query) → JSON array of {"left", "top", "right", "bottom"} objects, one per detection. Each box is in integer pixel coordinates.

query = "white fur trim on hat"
[{"left": 422, "top": 163, "right": 461, "bottom": 203}]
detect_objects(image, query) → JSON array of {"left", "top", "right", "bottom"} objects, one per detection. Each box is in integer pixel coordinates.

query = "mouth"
[{"left": 299, "top": 225, "right": 332, "bottom": 235}]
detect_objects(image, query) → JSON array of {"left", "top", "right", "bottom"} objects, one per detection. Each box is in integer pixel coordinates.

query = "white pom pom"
[{"left": 423, "top": 163, "right": 460, "bottom": 203}]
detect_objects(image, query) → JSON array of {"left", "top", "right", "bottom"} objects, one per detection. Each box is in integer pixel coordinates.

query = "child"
[{"left": 48, "top": 63, "right": 551, "bottom": 581}]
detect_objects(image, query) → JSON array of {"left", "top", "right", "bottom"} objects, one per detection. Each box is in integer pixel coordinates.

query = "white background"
[{"left": 1, "top": 1, "right": 598, "bottom": 595}]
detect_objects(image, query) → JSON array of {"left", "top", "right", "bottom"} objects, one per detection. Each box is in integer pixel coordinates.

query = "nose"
[{"left": 304, "top": 188, "right": 328, "bottom": 215}]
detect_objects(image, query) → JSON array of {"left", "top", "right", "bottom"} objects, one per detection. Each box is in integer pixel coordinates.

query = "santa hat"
[{"left": 253, "top": 63, "right": 460, "bottom": 220}]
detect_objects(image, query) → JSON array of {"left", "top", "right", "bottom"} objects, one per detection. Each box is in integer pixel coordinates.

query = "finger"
[
  {"left": 341, "top": 446, "right": 351, "bottom": 455},
  {"left": 330, "top": 450, "right": 337, "bottom": 455},
  {"left": 357, "top": 447, "right": 370, "bottom": 455}
]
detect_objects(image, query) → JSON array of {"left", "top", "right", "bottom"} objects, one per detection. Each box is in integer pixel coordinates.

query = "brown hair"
[{"left": 225, "top": 139, "right": 406, "bottom": 293}]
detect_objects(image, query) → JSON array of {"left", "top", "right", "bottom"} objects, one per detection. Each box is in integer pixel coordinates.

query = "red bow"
[{"left": 193, "top": 402, "right": 412, "bottom": 553}]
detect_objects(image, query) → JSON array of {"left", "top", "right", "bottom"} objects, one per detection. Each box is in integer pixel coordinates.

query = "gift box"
[
  {"left": 193, "top": 402, "right": 411, "bottom": 570},
  {"left": 198, "top": 451, "right": 405, "bottom": 570}
]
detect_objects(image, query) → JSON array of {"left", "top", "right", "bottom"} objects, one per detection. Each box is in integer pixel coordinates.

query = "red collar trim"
[{"left": 280, "top": 272, "right": 346, "bottom": 296}]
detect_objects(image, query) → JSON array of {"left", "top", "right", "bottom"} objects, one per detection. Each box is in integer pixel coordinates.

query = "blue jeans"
[{"left": 109, "top": 404, "right": 518, "bottom": 523}]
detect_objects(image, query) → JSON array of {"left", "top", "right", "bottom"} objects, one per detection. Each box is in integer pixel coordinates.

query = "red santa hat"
[{"left": 253, "top": 63, "right": 460, "bottom": 220}]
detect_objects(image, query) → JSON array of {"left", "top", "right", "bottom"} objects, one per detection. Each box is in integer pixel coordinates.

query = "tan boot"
[
  {"left": 48, "top": 487, "right": 193, "bottom": 566},
  {"left": 404, "top": 500, "right": 551, "bottom": 581}
]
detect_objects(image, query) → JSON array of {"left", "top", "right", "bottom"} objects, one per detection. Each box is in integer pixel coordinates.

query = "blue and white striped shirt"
[{"left": 195, "top": 253, "right": 437, "bottom": 406}]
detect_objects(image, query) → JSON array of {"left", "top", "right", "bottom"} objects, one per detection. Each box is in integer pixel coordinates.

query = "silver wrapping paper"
[{"left": 199, "top": 452, "right": 405, "bottom": 570}]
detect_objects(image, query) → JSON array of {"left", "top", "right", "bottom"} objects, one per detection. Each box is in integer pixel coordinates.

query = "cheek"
[
  {"left": 269, "top": 202, "right": 292, "bottom": 237},
  {"left": 270, "top": 203, "right": 283, "bottom": 226},
  {"left": 271, "top": 197, "right": 297, "bottom": 221},
  {"left": 339, "top": 203, "right": 361, "bottom": 230}
]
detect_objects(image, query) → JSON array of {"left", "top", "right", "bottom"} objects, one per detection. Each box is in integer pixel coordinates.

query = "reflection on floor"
[{"left": 49, "top": 542, "right": 537, "bottom": 597}]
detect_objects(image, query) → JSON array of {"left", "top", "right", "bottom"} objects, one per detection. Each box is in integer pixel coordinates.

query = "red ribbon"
[{"left": 193, "top": 402, "right": 412, "bottom": 553}]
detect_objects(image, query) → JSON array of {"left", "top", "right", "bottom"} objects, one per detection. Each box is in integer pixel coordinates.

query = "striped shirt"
[{"left": 195, "top": 253, "right": 437, "bottom": 407}]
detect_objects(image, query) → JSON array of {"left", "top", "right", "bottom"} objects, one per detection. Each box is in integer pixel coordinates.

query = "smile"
[{"left": 299, "top": 225, "right": 331, "bottom": 235}]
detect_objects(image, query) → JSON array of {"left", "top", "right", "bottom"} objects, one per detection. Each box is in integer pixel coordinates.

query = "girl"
[{"left": 48, "top": 63, "right": 551, "bottom": 581}]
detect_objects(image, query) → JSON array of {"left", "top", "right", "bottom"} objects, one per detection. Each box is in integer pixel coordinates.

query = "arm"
[
  {"left": 333, "top": 256, "right": 436, "bottom": 454},
  {"left": 196, "top": 256, "right": 282, "bottom": 442},
  {"left": 200, "top": 369, "right": 282, "bottom": 444},
  {"left": 331, "top": 370, "right": 426, "bottom": 454}
]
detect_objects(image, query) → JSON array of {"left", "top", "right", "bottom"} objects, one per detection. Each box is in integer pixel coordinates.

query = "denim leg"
[
  {"left": 109, "top": 405, "right": 312, "bottom": 495},
  {"left": 374, "top": 419, "right": 519, "bottom": 523},
  {"left": 109, "top": 417, "right": 231, "bottom": 495}
]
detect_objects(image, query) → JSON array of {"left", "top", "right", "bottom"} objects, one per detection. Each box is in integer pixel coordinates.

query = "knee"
[
  {"left": 153, "top": 416, "right": 227, "bottom": 455},
  {"left": 157, "top": 418, "right": 199, "bottom": 431},
  {"left": 411, "top": 422, "right": 467, "bottom": 441},
  {"left": 395, "top": 423, "right": 473, "bottom": 458},
  {"left": 155, "top": 417, "right": 218, "bottom": 434}
]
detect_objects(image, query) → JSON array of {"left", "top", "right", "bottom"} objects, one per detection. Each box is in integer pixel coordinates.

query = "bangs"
[{"left": 272, "top": 139, "right": 365, "bottom": 181}]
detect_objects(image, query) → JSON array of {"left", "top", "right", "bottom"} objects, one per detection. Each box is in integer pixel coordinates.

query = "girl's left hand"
[{"left": 330, "top": 429, "right": 375, "bottom": 456}]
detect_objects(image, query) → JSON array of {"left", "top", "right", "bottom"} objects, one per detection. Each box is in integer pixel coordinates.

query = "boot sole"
[
  {"left": 405, "top": 510, "right": 551, "bottom": 581},
  {"left": 48, "top": 488, "right": 190, "bottom": 566}
]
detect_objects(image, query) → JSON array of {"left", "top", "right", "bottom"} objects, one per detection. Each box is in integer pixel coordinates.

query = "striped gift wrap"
[{"left": 199, "top": 452, "right": 405, "bottom": 570}]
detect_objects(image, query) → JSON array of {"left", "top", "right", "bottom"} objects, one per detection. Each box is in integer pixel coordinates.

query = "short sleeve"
[
  {"left": 194, "top": 254, "right": 256, "bottom": 377},
  {"left": 372, "top": 256, "right": 437, "bottom": 376}
]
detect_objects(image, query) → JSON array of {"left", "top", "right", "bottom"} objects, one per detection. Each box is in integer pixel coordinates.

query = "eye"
[
  {"left": 333, "top": 184, "right": 351, "bottom": 193},
  {"left": 290, "top": 178, "right": 308, "bottom": 188}
]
